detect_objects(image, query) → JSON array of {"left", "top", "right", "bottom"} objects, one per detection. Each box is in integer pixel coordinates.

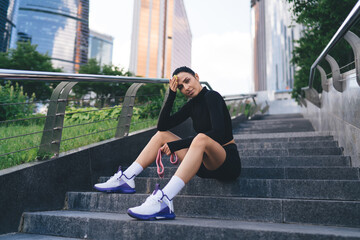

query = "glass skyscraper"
[
  {"left": 88, "top": 29, "right": 113, "bottom": 66},
  {"left": 0, "top": 0, "right": 18, "bottom": 52},
  {"left": 13, "top": 0, "right": 89, "bottom": 73},
  {"left": 251, "top": 0, "right": 302, "bottom": 91},
  {"left": 130, "top": 0, "right": 192, "bottom": 78}
]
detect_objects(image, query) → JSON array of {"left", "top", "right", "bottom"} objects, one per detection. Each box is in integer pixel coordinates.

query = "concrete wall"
[
  {"left": 302, "top": 69, "right": 360, "bottom": 167},
  {"left": 0, "top": 116, "right": 245, "bottom": 234}
]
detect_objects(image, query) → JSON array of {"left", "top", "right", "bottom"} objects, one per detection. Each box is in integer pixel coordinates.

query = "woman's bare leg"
[
  {"left": 135, "top": 131, "right": 188, "bottom": 169},
  {"left": 174, "top": 133, "right": 226, "bottom": 183}
]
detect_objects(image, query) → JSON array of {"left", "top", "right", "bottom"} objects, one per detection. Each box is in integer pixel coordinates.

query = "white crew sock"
[
  {"left": 162, "top": 176, "right": 185, "bottom": 200},
  {"left": 123, "top": 162, "right": 143, "bottom": 180}
]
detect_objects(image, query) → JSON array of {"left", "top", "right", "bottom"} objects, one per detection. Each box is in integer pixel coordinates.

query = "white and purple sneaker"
[
  {"left": 127, "top": 184, "right": 175, "bottom": 220},
  {"left": 94, "top": 166, "right": 135, "bottom": 193}
]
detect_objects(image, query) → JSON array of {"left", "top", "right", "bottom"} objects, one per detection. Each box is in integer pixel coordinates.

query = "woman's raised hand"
[{"left": 169, "top": 75, "right": 178, "bottom": 92}]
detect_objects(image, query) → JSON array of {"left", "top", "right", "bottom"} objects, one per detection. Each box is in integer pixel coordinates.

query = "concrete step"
[
  {"left": 235, "top": 129, "right": 315, "bottom": 134},
  {"left": 238, "top": 121, "right": 314, "bottom": 129},
  {"left": 236, "top": 140, "right": 338, "bottom": 149},
  {"left": 241, "top": 118, "right": 311, "bottom": 124},
  {"left": 20, "top": 211, "right": 360, "bottom": 239},
  {"left": 153, "top": 155, "right": 351, "bottom": 168},
  {"left": 241, "top": 156, "right": 351, "bottom": 167},
  {"left": 132, "top": 166, "right": 359, "bottom": 180},
  {"left": 66, "top": 192, "right": 360, "bottom": 228},
  {"left": 97, "top": 177, "right": 360, "bottom": 201},
  {"left": 256, "top": 113, "right": 305, "bottom": 120},
  {"left": 238, "top": 147, "right": 343, "bottom": 156},
  {"left": 234, "top": 132, "right": 333, "bottom": 142},
  {"left": 0, "top": 233, "right": 82, "bottom": 239}
]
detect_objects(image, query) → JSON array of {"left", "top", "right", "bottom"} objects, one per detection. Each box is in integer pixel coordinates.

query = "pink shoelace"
[{"left": 156, "top": 149, "right": 179, "bottom": 178}]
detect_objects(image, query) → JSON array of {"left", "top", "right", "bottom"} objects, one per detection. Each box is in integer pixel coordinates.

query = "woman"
[{"left": 94, "top": 66, "right": 241, "bottom": 220}]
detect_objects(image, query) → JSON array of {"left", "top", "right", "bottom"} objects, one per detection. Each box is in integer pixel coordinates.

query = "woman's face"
[{"left": 176, "top": 72, "right": 202, "bottom": 98}]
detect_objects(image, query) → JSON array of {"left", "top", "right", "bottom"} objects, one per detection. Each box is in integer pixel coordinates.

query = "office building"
[
  {"left": 88, "top": 29, "right": 114, "bottom": 66},
  {"left": 130, "top": 0, "right": 192, "bottom": 78},
  {"left": 0, "top": 0, "right": 18, "bottom": 52},
  {"left": 13, "top": 0, "right": 89, "bottom": 73},
  {"left": 251, "top": 0, "right": 302, "bottom": 91}
]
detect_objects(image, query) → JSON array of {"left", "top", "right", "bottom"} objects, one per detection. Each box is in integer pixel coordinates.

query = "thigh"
[{"left": 202, "top": 136, "right": 226, "bottom": 171}]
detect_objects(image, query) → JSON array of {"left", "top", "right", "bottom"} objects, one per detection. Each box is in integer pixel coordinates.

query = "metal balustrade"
[
  {"left": 302, "top": 1, "right": 360, "bottom": 107},
  {"left": 0, "top": 69, "right": 267, "bottom": 169}
]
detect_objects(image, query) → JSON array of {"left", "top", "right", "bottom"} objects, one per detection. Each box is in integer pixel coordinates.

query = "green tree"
[
  {"left": 76, "top": 58, "right": 133, "bottom": 107},
  {"left": 0, "top": 42, "right": 62, "bottom": 100},
  {"left": 286, "top": 0, "right": 358, "bottom": 102}
]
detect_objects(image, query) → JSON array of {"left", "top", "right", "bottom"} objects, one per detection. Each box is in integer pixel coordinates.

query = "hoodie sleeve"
[{"left": 157, "top": 89, "right": 191, "bottom": 131}]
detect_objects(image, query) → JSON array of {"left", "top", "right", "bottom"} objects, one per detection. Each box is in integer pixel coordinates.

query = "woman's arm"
[
  {"left": 157, "top": 89, "right": 191, "bottom": 131},
  {"left": 203, "top": 91, "right": 226, "bottom": 144}
]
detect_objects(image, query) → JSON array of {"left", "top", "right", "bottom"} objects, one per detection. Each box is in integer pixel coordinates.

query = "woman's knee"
[
  {"left": 191, "top": 133, "right": 210, "bottom": 148},
  {"left": 152, "top": 131, "right": 173, "bottom": 142}
]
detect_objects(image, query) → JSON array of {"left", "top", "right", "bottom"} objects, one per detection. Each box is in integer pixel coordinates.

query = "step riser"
[
  {"left": 237, "top": 125, "right": 314, "bottom": 130},
  {"left": 21, "top": 212, "right": 360, "bottom": 240},
  {"left": 235, "top": 129, "right": 315, "bottom": 134},
  {"left": 102, "top": 178, "right": 360, "bottom": 201},
  {"left": 238, "top": 148, "right": 342, "bottom": 156},
  {"left": 235, "top": 136, "right": 334, "bottom": 143},
  {"left": 236, "top": 141, "right": 338, "bottom": 149},
  {"left": 103, "top": 167, "right": 359, "bottom": 180},
  {"left": 241, "top": 156, "right": 351, "bottom": 167},
  {"left": 66, "top": 193, "right": 360, "bottom": 228}
]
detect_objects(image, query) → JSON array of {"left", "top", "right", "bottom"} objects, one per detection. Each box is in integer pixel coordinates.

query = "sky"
[{"left": 89, "top": 0, "right": 252, "bottom": 95}]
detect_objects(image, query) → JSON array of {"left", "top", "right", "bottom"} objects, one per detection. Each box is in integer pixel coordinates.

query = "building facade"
[
  {"left": 129, "top": 0, "right": 192, "bottom": 78},
  {"left": 251, "top": 0, "right": 302, "bottom": 91},
  {"left": 12, "top": 0, "right": 89, "bottom": 73},
  {"left": 0, "top": 0, "right": 18, "bottom": 52},
  {"left": 88, "top": 29, "right": 113, "bottom": 66}
]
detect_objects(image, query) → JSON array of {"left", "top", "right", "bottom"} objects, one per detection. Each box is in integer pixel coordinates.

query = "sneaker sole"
[
  {"left": 127, "top": 209, "right": 176, "bottom": 221},
  {"left": 93, "top": 186, "right": 135, "bottom": 194}
]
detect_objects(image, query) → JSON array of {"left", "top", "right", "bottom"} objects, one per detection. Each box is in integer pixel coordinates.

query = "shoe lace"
[
  {"left": 107, "top": 167, "right": 123, "bottom": 182},
  {"left": 142, "top": 191, "right": 174, "bottom": 213}
]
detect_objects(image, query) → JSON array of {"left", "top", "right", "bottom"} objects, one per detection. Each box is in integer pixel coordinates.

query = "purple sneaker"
[
  {"left": 127, "top": 184, "right": 175, "bottom": 220},
  {"left": 94, "top": 166, "right": 135, "bottom": 193}
]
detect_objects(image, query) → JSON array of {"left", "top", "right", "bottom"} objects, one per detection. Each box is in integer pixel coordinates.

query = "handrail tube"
[
  {"left": 0, "top": 68, "right": 212, "bottom": 86},
  {"left": 308, "top": 1, "right": 360, "bottom": 88}
]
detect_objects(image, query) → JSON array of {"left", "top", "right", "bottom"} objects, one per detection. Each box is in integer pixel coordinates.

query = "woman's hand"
[
  {"left": 160, "top": 143, "right": 172, "bottom": 156},
  {"left": 169, "top": 75, "right": 178, "bottom": 92}
]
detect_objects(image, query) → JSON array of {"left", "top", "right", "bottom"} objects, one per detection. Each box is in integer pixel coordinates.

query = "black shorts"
[{"left": 196, "top": 143, "right": 241, "bottom": 181}]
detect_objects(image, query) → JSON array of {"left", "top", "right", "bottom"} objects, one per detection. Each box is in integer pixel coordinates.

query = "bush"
[
  {"left": 64, "top": 106, "right": 122, "bottom": 123},
  {"left": 0, "top": 81, "right": 35, "bottom": 122}
]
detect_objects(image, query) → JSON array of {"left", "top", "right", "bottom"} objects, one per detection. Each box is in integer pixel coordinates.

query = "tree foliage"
[
  {"left": 0, "top": 81, "right": 35, "bottom": 121},
  {"left": 75, "top": 58, "right": 134, "bottom": 107},
  {"left": 76, "top": 58, "right": 168, "bottom": 108},
  {"left": 286, "top": 0, "right": 358, "bottom": 101},
  {"left": 0, "top": 42, "right": 62, "bottom": 100}
]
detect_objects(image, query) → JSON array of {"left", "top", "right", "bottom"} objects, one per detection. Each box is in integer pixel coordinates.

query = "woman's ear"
[{"left": 195, "top": 73, "right": 199, "bottom": 81}]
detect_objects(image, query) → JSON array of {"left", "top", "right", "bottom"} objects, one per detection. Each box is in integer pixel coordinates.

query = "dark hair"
[{"left": 172, "top": 66, "right": 195, "bottom": 77}]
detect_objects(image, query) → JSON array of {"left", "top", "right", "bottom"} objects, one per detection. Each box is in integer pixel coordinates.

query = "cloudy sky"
[{"left": 89, "top": 0, "right": 252, "bottom": 95}]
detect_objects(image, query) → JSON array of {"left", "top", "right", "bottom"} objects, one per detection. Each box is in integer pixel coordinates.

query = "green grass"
[
  {"left": 0, "top": 100, "right": 250, "bottom": 170},
  {"left": 0, "top": 116, "right": 158, "bottom": 170}
]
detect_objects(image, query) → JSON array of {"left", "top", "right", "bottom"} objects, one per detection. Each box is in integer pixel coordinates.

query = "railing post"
[
  {"left": 115, "top": 83, "right": 143, "bottom": 138},
  {"left": 38, "top": 81, "right": 73, "bottom": 158},
  {"left": 325, "top": 54, "right": 344, "bottom": 92},
  {"left": 50, "top": 82, "right": 77, "bottom": 155},
  {"left": 344, "top": 31, "right": 360, "bottom": 87},
  {"left": 317, "top": 65, "right": 329, "bottom": 92}
]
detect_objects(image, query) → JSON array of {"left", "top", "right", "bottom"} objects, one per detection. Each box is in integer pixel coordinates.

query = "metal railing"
[
  {"left": 0, "top": 69, "right": 266, "bottom": 169},
  {"left": 302, "top": 1, "right": 360, "bottom": 107}
]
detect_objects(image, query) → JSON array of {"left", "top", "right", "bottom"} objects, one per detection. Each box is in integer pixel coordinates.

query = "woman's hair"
[{"left": 172, "top": 66, "right": 195, "bottom": 77}]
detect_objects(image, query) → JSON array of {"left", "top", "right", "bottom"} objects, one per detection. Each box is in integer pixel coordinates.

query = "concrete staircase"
[{"left": 2, "top": 114, "right": 360, "bottom": 239}]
